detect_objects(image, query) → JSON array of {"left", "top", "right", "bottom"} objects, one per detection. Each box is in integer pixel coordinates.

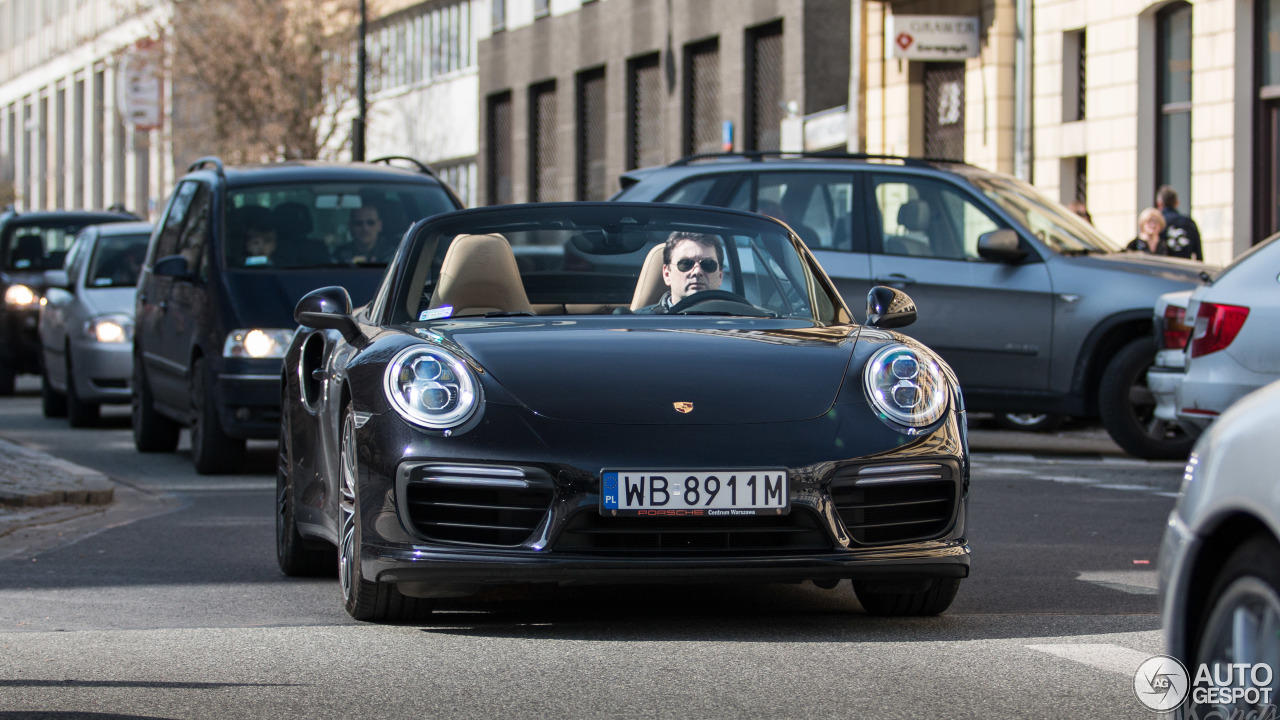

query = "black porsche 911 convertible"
[{"left": 277, "top": 202, "right": 970, "bottom": 622}]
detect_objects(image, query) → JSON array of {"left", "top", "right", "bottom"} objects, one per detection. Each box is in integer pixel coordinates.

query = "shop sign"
[{"left": 889, "top": 15, "right": 980, "bottom": 61}]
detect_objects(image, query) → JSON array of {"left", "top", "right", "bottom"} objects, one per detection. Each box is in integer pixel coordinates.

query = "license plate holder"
[{"left": 600, "top": 470, "right": 789, "bottom": 517}]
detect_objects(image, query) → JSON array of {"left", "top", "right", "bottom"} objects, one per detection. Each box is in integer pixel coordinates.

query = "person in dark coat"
[{"left": 1155, "top": 185, "right": 1203, "bottom": 260}]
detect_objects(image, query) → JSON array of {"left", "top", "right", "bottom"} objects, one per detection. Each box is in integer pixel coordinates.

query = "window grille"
[
  {"left": 685, "top": 39, "right": 721, "bottom": 156},
  {"left": 924, "top": 62, "right": 965, "bottom": 162},
  {"left": 487, "top": 92, "right": 513, "bottom": 205},
  {"left": 577, "top": 68, "right": 607, "bottom": 200},
  {"left": 530, "top": 82, "right": 558, "bottom": 202},
  {"left": 628, "top": 54, "right": 663, "bottom": 170},
  {"left": 748, "top": 22, "right": 783, "bottom": 151}
]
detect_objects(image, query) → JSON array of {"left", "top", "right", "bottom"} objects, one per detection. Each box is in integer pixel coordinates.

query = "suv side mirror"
[
  {"left": 43, "top": 269, "right": 71, "bottom": 290},
  {"left": 977, "top": 229, "right": 1028, "bottom": 263},
  {"left": 295, "top": 286, "right": 361, "bottom": 344},
  {"left": 865, "top": 286, "right": 916, "bottom": 329},
  {"left": 153, "top": 254, "right": 196, "bottom": 280}
]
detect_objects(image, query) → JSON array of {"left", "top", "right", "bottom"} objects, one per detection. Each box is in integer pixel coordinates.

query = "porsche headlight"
[
  {"left": 5, "top": 284, "right": 37, "bottom": 307},
  {"left": 384, "top": 345, "right": 480, "bottom": 429},
  {"left": 85, "top": 314, "right": 134, "bottom": 343},
  {"left": 863, "top": 344, "right": 949, "bottom": 430},
  {"left": 223, "top": 328, "right": 295, "bottom": 359}
]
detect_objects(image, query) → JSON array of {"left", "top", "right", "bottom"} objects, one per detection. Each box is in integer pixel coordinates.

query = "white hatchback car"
[
  {"left": 1160, "top": 378, "right": 1280, "bottom": 717},
  {"left": 1173, "top": 233, "right": 1280, "bottom": 430}
]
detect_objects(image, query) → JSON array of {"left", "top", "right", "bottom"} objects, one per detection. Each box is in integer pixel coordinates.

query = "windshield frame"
[
  {"left": 383, "top": 203, "right": 851, "bottom": 327},
  {"left": 970, "top": 174, "right": 1121, "bottom": 254}
]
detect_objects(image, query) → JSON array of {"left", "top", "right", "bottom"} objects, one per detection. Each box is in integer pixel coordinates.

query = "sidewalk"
[{"left": 0, "top": 436, "right": 116, "bottom": 541}]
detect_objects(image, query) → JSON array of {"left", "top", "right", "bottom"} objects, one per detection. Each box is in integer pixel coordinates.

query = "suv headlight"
[
  {"left": 4, "top": 284, "right": 37, "bottom": 307},
  {"left": 863, "top": 343, "right": 949, "bottom": 432},
  {"left": 223, "top": 328, "right": 295, "bottom": 359},
  {"left": 85, "top": 314, "right": 134, "bottom": 343},
  {"left": 384, "top": 345, "right": 480, "bottom": 429}
]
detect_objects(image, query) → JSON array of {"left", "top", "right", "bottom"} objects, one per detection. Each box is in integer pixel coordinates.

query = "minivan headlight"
[
  {"left": 863, "top": 343, "right": 949, "bottom": 431},
  {"left": 223, "top": 328, "right": 295, "bottom": 358},
  {"left": 384, "top": 345, "right": 480, "bottom": 429}
]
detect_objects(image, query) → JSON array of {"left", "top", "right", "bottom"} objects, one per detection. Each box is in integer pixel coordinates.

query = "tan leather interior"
[
  {"left": 630, "top": 244, "right": 667, "bottom": 311},
  {"left": 427, "top": 233, "right": 533, "bottom": 317}
]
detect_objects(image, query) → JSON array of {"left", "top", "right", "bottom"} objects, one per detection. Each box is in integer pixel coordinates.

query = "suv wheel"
[
  {"left": 41, "top": 365, "right": 67, "bottom": 418},
  {"left": 133, "top": 356, "right": 180, "bottom": 452},
  {"left": 190, "top": 357, "right": 246, "bottom": 474},
  {"left": 1099, "top": 337, "right": 1197, "bottom": 459}
]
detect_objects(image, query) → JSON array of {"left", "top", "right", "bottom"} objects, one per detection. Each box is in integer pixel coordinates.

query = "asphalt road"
[{"left": 0, "top": 380, "right": 1187, "bottom": 719}]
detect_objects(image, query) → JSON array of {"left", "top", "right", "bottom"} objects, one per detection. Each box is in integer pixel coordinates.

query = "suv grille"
[
  {"left": 829, "top": 462, "right": 959, "bottom": 545},
  {"left": 553, "top": 509, "right": 831, "bottom": 555},
  {"left": 402, "top": 465, "right": 554, "bottom": 547}
]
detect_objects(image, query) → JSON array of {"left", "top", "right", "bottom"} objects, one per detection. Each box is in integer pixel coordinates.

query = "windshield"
[
  {"left": 224, "top": 181, "right": 456, "bottom": 269},
  {"left": 971, "top": 175, "right": 1121, "bottom": 254},
  {"left": 3, "top": 223, "right": 86, "bottom": 271},
  {"left": 87, "top": 233, "right": 151, "bottom": 288},
  {"left": 390, "top": 204, "right": 845, "bottom": 325}
]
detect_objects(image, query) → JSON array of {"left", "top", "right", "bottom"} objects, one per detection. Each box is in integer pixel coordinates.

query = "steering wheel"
[{"left": 668, "top": 289, "right": 767, "bottom": 315}]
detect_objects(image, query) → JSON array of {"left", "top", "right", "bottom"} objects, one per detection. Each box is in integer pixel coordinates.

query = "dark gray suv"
[{"left": 614, "top": 153, "right": 1213, "bottom": 459}]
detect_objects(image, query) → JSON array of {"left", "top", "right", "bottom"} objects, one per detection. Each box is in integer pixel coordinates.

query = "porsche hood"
[{"left": 435, "top": 320, "right": 860, "bottom": 425}]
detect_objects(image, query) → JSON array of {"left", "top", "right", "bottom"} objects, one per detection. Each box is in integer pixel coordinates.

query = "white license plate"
[{"left": 601, "top": 470, "right": 789, "bottom": 517}]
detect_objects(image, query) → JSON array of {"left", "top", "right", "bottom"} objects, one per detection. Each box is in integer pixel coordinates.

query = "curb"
[{"left": 0, "top": 436, "right": 115, "bottom": 509}]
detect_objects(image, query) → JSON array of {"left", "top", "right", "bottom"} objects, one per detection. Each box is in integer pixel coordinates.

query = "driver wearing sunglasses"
[{"left": 634, "top": 231, "right": 725, "bottom": 314}]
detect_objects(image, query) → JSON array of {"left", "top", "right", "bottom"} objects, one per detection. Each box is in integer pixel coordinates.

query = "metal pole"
[{"left": 354, "top": 0, "right": 367, "bottom": 161}]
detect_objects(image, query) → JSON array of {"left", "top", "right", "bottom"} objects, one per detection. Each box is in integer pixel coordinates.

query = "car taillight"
[
  {"left": 1189, "top": 302, "right": 1250, "bottom": 358},
  {"left": 1162, "top": 305, "right": 1193, "bottom": 350}
]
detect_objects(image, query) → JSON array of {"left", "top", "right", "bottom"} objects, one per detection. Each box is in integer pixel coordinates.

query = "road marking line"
[
  {"left": 1033, "top": 475, "right": 1099, "bottom": 484},
  {"left": 1025, "top": 643, "right": 1153, "bottom": 676},
  {"left": 1077, "top": 570, "right": 1159, "bottom": 595}
]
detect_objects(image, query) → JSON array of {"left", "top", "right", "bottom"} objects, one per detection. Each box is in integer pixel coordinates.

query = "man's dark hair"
[
  {"left": 1156, "top": 185, "right": 1179, "bottom": 209},
  {"left": 662, "top": 231, "right": 724, "bottom": 266}
]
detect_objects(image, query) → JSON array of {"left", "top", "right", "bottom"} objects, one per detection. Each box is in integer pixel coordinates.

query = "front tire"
[
  {"left": 190, "top": 357, "right": 246, "bottom": 475},
  {"left": 853, "top": 577, "right": 961, "bottom": 616},
  {"left": 41, "top": 365, "right": 67, "bottom": 418},
  {"left": 277, "top": 407, "right": 335, "bottom": 577},
  {"left": 1099, "top": 337, "right": 1196, "bottom": 459},
  {"left": 133, "top": 357, "right": 180, "bottom": 452},
  {"left": 1191, "top": 536, "right": 1280, "bottom": 717},
  {"left": 0, "top": 358, "right": 15, "bottom": 396},
  {"left": 995, "top": 412, "right": 1065, "bottom": 433},
  {"left": 66, "top": 351, "right": 100, "bottom": 428},
  {"left": 339, "top": 408, "right": 434, "bottom": 623}
]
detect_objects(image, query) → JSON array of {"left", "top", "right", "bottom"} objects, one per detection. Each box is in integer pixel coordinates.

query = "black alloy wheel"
[
  {"left": 190, "top": 357, "right": 246, "bottom": 475},
  {"left": 65, "top": 349, "right": 101, "bottom": 427},
  {"left": 853, "top": 577, "right": 961, "bottom": 616},
  {"left": 132, "top": 355, "right": 180, "bottom": 452},
  {"left": 0, "top": 358, "right": 15, "bottom": 396},
  {"left": 338, "top": 407, "right": 434, "bottom": 623},
  {"left": 1099, "top": 337, "right": 1197, "bottom": 460},
  {"left": 276, "top": 404, "right": 335, "bottom": 577},
  {"left": 41, "top": 363, "right": 67, "bottom": 418}
]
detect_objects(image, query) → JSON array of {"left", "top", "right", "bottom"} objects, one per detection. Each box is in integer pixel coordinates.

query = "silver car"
[
  {"left": 39, "top": 221, "right": 152, "bottom": 426},
  {"left": 1159, "top": 378, "right": 1280, "bottom": 716}
]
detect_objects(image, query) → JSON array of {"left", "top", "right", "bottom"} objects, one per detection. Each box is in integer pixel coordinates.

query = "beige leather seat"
[
  {"left": 427, "top": 233, "right": 533, "bottom": 317},
  {"left": 630, "top": 244, "right": 668, "bottom": 311}
]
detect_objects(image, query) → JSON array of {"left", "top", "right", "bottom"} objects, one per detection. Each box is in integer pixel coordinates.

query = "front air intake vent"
[
  {"left": 828, "top": 461, "right": 959, "bottom": 545},
  {"left": 402, "top": 464, "right": 554, "bottom": 547},
  {"left": 553, "top": 509, "right": 831, "bottom": 555}
]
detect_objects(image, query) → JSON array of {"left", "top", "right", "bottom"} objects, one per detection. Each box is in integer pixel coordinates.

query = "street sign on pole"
[{"left": 117, "top": 38, "right": 163, "bottom": 131}]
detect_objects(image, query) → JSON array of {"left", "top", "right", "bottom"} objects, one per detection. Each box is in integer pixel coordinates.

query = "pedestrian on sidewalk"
[{"left": 1155, "top": 185, "right": 1203, "bottom": 260}]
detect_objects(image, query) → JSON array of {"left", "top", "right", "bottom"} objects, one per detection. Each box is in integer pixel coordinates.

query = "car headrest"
[
  {"left": 273, "top": 202, "right": 313, "bottom": 237},
  {"left": 897, "top": 199, "right": 931, "bottom": 233},
  {"left": 428, "top": 233, "right": 532, "bottom": 318},
  {"left": 630, "top": 244, "right": 667, "bottom": 311}
]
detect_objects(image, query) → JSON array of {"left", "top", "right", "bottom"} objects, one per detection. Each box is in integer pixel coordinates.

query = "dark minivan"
[
  {"left": 0, "top": 208, "right": 139, "bottom": 394},
  {"left": 132, "top": 157, "right": 461, "bottom": 474}
]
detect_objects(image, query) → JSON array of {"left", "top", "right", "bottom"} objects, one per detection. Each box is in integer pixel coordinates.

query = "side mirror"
[
  {"left": 865, "top": 286, "right": 917, "bottom": 329},
  {"left": 153, "top": 254, "right": 195, "bottom": 280},
  {"left": 977, "top": 228, "right": 1028, "bottom": 263},
  {"left": 295, "top": 286, "right": 361, "bottom": 344},
  {"left": 43, "top": 269, "right": 71, "bottom": 290},
  {"left": 43, "top": 287, "right": 74, "bottom": 306}
]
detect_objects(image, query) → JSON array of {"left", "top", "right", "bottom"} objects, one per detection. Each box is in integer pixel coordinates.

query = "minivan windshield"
[
  {"left": 972, "top": 175, "right": 1121, "bottom": 255},
  {"left": 224, "top": 182, "right": 456, "bottom": 269},
  {"left": 392, "top": 204, "right": 845, "bottom": 325}
]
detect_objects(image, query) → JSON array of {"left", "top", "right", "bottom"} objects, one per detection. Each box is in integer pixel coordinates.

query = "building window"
[
  {"left": 746, "top": 21, "right": 783, "bottom": 152},
  {"left": 1063, "top": 29, "right": 1086, "bottom": 122},
  {"left": 492, "top": 0, "right": 505, "bottom": 31},
  {"left": 1157, "top": 2, "right": 1192, "bottom": 208},
  {"left": 684, "top": 38, "right": 721, "bottom": 156},
  {"left": 577, "top": 67, "right": 607, "bottom": 201},
  {"left": 534, "top": 0, "right": 549, "bottom": 19},
  {"left": 529, "top": 81, "right": 558, "bottom": 202},
  {"left": 1258, "top": 0, "right": 1280, "bottom": 239},
  {"left": 361, "top": 2, "right": 474, "bottom": 96},
  {"left": 487, "top": 91, "right": 513, "bottom": 205},
  {"left": 924, "top": 62, "right": 965, "bottom": 162},
  {"left": 436, "top": 159, "right": 476, "bottom": 208},
  {"left": 627, "top": 53, "right": 663, "bottom": 170}
]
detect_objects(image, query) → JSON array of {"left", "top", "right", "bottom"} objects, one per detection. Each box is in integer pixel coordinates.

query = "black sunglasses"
[{"left": 672, "top": 257, "right": 719, "bottom": 273}]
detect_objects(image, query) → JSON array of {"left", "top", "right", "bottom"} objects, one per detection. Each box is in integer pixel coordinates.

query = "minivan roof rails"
[
  {"left": 369, "top": 155, "right": 439, "bottom": 177},
  {"left": 187, "top": 156, "right": 226, "bottom": 176},
  {"left": 667, "top": 151, "right": 961, "bottom": 168}
]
